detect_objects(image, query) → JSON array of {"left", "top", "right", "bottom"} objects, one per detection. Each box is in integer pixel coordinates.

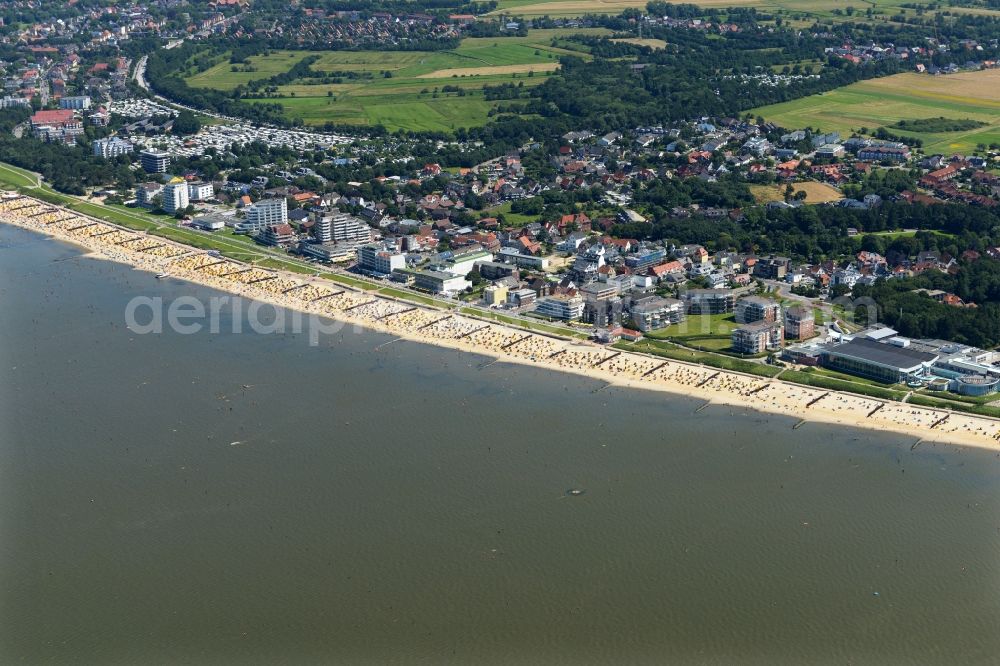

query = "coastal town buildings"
[
  {"left": 732, "top": 320, "right": 784, "bottom": 354},
  {"left": 238, "top": 198, "right": 287, "bottom": 234},
  {"left": 187, "top": 182, "right": 214, "bottom": 202},
  {"left": 135, "top": 182, "right": 163, "bottom": 208},
  {"left": 536, "top": 294, "right": 585, "bottom": 321},
  {"left": 257, "top": 223, "right": 296, "bottom": 246},
  {"left": 298, "top": 241, "right": 354, "bottom": 262},
  {"left": 684, "top": 288, "right": 735, "bottom": 315},
  {"left": 58, "top": 95, "right": 91, "bottom": 110},
  {"left": 0, "top": 96, "right": 30, "bottom": 109},
  {"left": 820, "top": 337, "right": 937, "bottom": 384},
  {"left": 407, "top": 268, "right": 470, "bottom": 295},
  {"left": 784, "top": 306, "right": 815, "bottom": 340},
  {"left": 631, "top": 296, "right": 685, "bottom": 332},
  {"left": 161, "top": 179, "right": 189, "bottom": 214},
  {"left": 508, "top": 288, "right": 536, "bottom": 308},
  {"left": 734, "top": 296, "right": 781, "bottom": 324},
  {"left": 93, "top": 137, "right": 133, "bottom": 159},
  {"left": 314, "top": 212, "right": 372, "bottom": 245},
  {"left": 358, "top": 242, "right": 406, "bottom": 276},
  {"left": 140, "top": 149, "right": 170, "bottom": 174},
  {"left": 580, "top": 281, "right": 622, "bottom": 327},
  {"left": 30, "top": 109, "right": 83, "bottom": 143}
]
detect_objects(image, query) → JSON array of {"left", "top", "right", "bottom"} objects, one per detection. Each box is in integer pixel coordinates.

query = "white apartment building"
[
  {"left": 358, "top": 242, "right": 406, "bottom": 275},
  {"left": 59, "top": 96, "right": 92, "bottom": 110},
  {"left": 314, "top": 212, "right": 372, "bottom": 244},
  {"left": 140, "top": 149, "right": 170, "bottom": 174},
  {"left": 135, "top": 182, "right": 164, "bottom": 208},
  {"left": 0, "top": 96, "right": 30, "bottom": 109},
  {"left": 93, "top": 137, "right": 133, "bottom": 159},
  {"left": 535, "top": 294, "right": 585, "bottom": 321},
  {"left": 162, "top": 181, "right": 190, "bottom": 214},
  {"left": 238, "top": 198, "right": 287, "bottom": 233},
  {"left": 187, "top": 181, "right": 214, "bottom": 201}
]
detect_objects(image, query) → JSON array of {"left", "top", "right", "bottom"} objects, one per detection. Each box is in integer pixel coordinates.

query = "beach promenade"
[{"left": 4, "top": 192, "right": 1000, "bottom": 450}]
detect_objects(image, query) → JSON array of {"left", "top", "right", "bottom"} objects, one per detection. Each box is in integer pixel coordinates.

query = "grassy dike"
[{"left": 615, "top": 339, "right": 782, "bottom": 378}]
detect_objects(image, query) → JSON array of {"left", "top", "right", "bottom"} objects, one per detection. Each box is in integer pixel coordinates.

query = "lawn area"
[
  {"left": 493, "top": 0, "right": 996, "bottom": 22},
  {"left": 257, "top": 92, "right": 500, "bottom": 133},
  {"left": 752, "top": 69, "right": 1000, "bottom": 154},
  {"left": 646, "top": 313, "right": 738, "bottom": 344},
  {"left": 186, "top": 51, "right": 310, "bottom": 89},
  {"left": 646, "top": 313, "right": 739, "bottom": 346},
  {"left": 320, "top": 272, "right": 379, "bottom": 291},
  {"left": 798, "top": 365, "right": 906, "bottom": 390},
  {"left": 486, "top": 200, "right": 538, "bottom": 226},
  {"left": 494, "top": 0, "right": 911, "bottom": 17},
  {"left": 868, "top": 228, "right": 954, "bottom": 239},
  {"left": 617, "top": 339, "right": 782, "bottom": 377},
  {"left": 379, "top": 286, "right": 455, "bottom": 308},
  {"left": 750, "top": 182, "right": 844, "bottom": 204},
  {"left": 184, "top": 30, "right": 602, "bottom": 132},
  {"left": 0, "top": 162, "right": 38, "bottom": 189},
  {"left": 610, "top": 38, "right": 668, "bottom": 50},
  {"left": 908, "top": 393, "right": 1000, "bottom": 418},
  {"left": 780, "top": 369, "right": 909, "bottom": 400},
  {"left": 459, "top": 306, "right": 591, "bottom": 339},
  {"left": 68, "top": 201, "right": 165, "bottom": 232},
  {"left": 494, "top": 0, "right": 656, "bottom": 17}
]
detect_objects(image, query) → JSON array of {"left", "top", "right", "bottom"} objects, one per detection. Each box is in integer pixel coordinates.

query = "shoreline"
[{"left": 4, "top": 192, "right": 1000, "bottom": 451}]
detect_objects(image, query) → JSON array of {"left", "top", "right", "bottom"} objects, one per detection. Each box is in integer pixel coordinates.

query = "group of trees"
[
  {"left": 890, "top": 117, "right": 987, "bottom": 133},
  {"left": 251, "top": 0, "right": 495, "bottom": 19},
  {"left": 635, "top": 175, "right": 756, "bottom": 212},
  {"left": 610, "top": 191, "right": 1000, "bottom": 260},
  {"left": 147, "top": 9, "right": 907, "bottom": 145},
  {"left": 855, "top": 268, "right": 1000, "bottom": 348},
  {"left": 0, "top": 135, "right": 135, "bottom": 195},
  {"left": 145, "top": 43, "right": 291, "bottom": 127},
  {"left": 171, "top": 110, "right": 201, "bottom": 136}
]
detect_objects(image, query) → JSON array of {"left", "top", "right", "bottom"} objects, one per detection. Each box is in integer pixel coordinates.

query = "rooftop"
[
  {"left": 736, "top": 320, "right": 781, "bottom": 332},
  {"left": 739, "top": 295, "right": 777, "bottom": 306},
  {"left": 31, "top": 109, "right": 74, "bottom": 124},
  {"left": 825, "top": 338, "right": 937, "bottom": 370},
  {"left": 633, "top": 297, "right": 682, "bottom": 312}
]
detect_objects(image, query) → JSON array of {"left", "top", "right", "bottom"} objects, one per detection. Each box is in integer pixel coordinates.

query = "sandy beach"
[{"left": 4, "top": 192, "right": 1000, "bottom": 451}]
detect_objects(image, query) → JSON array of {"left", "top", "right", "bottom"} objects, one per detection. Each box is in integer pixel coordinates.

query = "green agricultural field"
[
  {"left": 753, "top": 69, "right": 1000, "bottom": 154},
  {"left": 494, "top": 0, "right": 879, "bottom": 17},
  {"left": 258, "top": 92, "right": 500, "bottom": 133},
  {"left": 186, "top": 51, "right": 312, "bottom": 90},
  {"left": 495, "top": 0, "right": 999, "bottom": 22},
  {"left": 493, "top": 0, "right": 656, "bottom": 17},
  {"left": 184, "top": 29, "right": 605, "bottom": 132}
]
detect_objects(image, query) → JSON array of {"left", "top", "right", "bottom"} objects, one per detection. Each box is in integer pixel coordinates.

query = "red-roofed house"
[
  {"left": 650, "top": 260, "right": 684, "bottom": 280},
  {"left": 30, "top": 109, "right": 82, "bottom": 143},
  {"left": 518, "top": 235, "right": 541, "bottom": 255},
  {"left": 921, "top": 163, "right": 961, "bottom": 187}
]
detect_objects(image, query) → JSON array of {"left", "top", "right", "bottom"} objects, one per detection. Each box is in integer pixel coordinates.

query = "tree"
[
  {"left": 172, "top": 110, "right": 201, "bottom": 136},
  {"left": 830, "top": 284, "right": 851, "bottom": 299}
]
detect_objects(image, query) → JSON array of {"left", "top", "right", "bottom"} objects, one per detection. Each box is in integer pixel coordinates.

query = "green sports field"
[
  {"left": 185, "top": 29, "right": 607, "bottom": 132},
  {"left": 752, "top": 70, "right": 1000, "bottom": 154}
]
